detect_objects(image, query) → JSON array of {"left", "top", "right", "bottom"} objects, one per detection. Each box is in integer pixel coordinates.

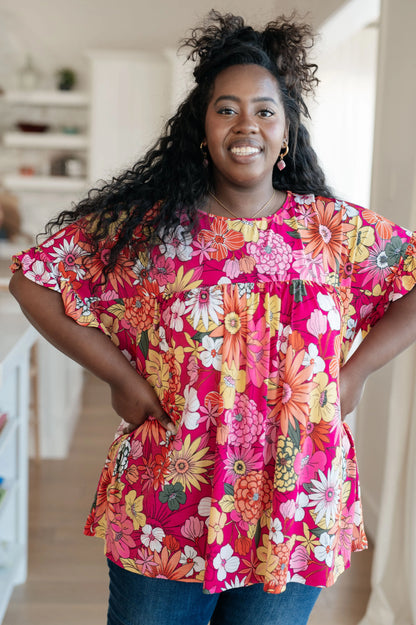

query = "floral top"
[{"left": 11, "top": 192, "right": 416, "bottom": 594}]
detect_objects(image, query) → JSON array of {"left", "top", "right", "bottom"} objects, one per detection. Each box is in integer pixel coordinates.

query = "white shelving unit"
[
  {"left": 1, "top": 89, "right": 90, "bottom": 193},
  {"left": 3, "top": 131, "right": 89, "bottom": 150},
  {"left": 0, "top": 304, "right": 37, "bottom": 623}
]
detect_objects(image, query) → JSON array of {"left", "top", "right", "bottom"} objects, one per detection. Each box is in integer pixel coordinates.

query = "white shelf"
[
  {"left": 0, "top": 420, "right": 17, "bottom": 457},
  {"left": 0, "top": 480, "right": 15, "bottom": 524},
  {"left": 3, "top": 131, "right": 89, "bottom": 150},
  {"left": 2, "top": 90, "right": 90, "bottom": 107},
  {"left": 0, "top": 543, "right": 25, "bottom": 624},
  {"left": 3, "top": 174, "right": 89, "bottom": 192}
]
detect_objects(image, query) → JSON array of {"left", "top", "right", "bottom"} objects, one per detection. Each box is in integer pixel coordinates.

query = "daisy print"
[
  {"left": 185, "top": 286, "right": 223, "bottom": 331},
  {"left": 49, "top": 236, "right": 86, "bottom": 279}
]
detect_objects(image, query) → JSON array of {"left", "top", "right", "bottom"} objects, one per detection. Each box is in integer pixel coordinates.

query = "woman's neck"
[{"left": 206, "top": 183, "right": 286, "bottom": 219}]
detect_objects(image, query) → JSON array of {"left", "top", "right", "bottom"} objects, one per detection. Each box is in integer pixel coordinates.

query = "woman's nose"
[{"left": 232, "top": 112, "right": 259, "bottom": 134}]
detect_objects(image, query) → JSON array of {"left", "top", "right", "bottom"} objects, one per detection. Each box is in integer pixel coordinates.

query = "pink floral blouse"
[{"left": 11, "top": 192, "right": 416, "bottom": 594}]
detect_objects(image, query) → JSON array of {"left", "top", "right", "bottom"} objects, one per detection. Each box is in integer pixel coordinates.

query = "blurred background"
[{"left": 0, "top": 0, "right": 415, "bottom": 624}]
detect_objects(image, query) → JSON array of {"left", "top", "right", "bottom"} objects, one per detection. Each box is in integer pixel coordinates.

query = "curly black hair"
[{"left": 44, "top": 10, "right": 331, "bottom": 276}]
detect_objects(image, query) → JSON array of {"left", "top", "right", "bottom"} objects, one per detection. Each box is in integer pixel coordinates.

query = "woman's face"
[{"left": 204, "top": 64, "right": 288, "bottom": 192}]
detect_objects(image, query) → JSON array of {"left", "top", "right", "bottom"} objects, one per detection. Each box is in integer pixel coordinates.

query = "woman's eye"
[
  {"left": 258, "top": 109, "right": 275, "bottom": 118},
  {"left": 217, "top": 107, "right": 236, "bottom": 115}
]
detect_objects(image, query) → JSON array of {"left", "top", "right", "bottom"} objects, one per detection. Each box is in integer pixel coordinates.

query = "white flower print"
[
  {"left": 294, "top": 492, "right": 309, "bottom": 522},
  {"left": 276, "top": 323, "right": 292, "bottom": 354},
  {"left": 25, "top": 260, "right": 50, "bottom": 285},
  {"left": 179, "top": 545, "right": 205, "bottom": 577},
  {"left": 185, "top": 286, "right": 223, "bottom": 330},
  {"left": 224, "top": 576, "right": 247, "bottom": 589},
  {"left": 317, "top": 292, "right": 340, "bottom": 331},
  {"left": 162, "top": 299, "right": 186, "bottom": 332},
  {"left": 160, "top": 225, "right": 193, "bottom": 261},
  {"left": 198, "top": 497, "right": 212, "bottom": 521},
  {"left": 314, "top": 532, "right": 335, "bottom": 567},
  {"left": 345, "top": 318, "right": 357, "bottom": 340},
  {"left": 270, "top": 518, "right": 284, "bottom": 545},
  {"left": 309, "top": 467, "right": 340, "bottom": 527},
  {"left": 335, "top": 199, "right": 359, "bottom": 220},
  {"left": 213, "top": 545, "right": 240, "bottom": 582},
  {"left": 158, "top": 326, "right": 169, "bottom": 352},
  {"left": 302, "top": 344, "right": 325, "bottom": 380},
  {"left": 200, "top": 336, "right": 223, "bottom": 371},
  {"left": 141, "top": 524, "right": 165, "bottom": 553},
  {"left": 182, "top": 385, "right": 201, "bottom": 430},
  {"left": 49, "top": 236, "right": 86, "bottom": 279}
]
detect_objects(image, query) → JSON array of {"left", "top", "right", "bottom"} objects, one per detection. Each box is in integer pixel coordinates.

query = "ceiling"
[{"left": 1, "top": 0, "right": 347, "bottom": 65}]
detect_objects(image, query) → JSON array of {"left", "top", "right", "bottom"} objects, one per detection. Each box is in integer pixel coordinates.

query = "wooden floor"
[{"left": 3, "top": 373, "right": 373, "bottom": 625}]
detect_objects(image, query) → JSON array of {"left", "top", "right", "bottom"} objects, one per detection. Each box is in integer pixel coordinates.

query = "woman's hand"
[
  {"left": 110, "top": 373, "right": 175, "bottom": 435},
  {"left": 339, "top": 361, "right": 367, "bottom": 421}
]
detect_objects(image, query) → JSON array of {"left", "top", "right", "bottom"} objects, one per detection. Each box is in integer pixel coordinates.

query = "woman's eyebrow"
[{"left": 213, "top": 95, "right": 278, "bottom": 105}]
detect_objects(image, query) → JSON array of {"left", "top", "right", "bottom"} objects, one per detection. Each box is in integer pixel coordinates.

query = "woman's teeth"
[{"left": 230, "top": 146, "right": 260, "bottom": 156}]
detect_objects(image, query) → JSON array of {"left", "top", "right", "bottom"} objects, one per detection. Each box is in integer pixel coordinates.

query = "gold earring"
[{"left": 277, "top": 140, "right": 289, "bottom": 171}]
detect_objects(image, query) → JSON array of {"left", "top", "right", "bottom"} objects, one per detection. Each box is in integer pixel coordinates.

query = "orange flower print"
[
  {"left": 268, "top": 346, "right": 315, "bottom": 437},
  {"left": 85, "top": 247, "right": 135, "bottom": 291},
  {"left": 234, "top": 470, "right": 273, "bottom": 524},
  {"left": 300, "top": 199, "right": 353, "bottom": 272},
  {"left": 198, "top": 218, "right": 245, "bottom": 261},
  {"left": 210, "top": 286, "right": 248, "bottom": 366},
  {"left": 362, "top": 209, "right": 393, "bottom": 240}
]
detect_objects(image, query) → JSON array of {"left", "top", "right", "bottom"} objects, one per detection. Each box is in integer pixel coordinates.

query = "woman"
[{"left": 9, "top": 11, "right": 416, "bottom": 625}]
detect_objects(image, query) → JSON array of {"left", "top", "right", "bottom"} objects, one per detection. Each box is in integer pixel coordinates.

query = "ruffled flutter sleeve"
[
  {"left": 340, "top": 205, "right": 416, "bottom": 347},
  {"left": 10, "top": 219, "right": 139, "bottom": 358}
]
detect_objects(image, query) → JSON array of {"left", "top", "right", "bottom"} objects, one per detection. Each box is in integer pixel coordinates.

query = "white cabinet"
[
  {"left": 0, "top": 305, "right": 36, "bottom": 623},
  {"left": 1, "top": 89, "right": 90, "bottom": 193}
]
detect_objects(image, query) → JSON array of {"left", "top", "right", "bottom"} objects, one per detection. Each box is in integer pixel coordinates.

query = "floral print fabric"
[{"left": 11, "top": 192, "right": 416, "bottom": 594}]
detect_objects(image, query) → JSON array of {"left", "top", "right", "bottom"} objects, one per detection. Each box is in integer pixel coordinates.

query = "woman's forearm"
[
  {"left": 9, "top": 270, "right": 174, "bottom": 431},
  {"left": 339, "top": 286, "right": 416, "bottom": 417},
  {"left": 345, "top": 286, "right": 416, "bottom": 378},
  {"left": 9, "top": 270, "right": 136, "bottom": 386}
]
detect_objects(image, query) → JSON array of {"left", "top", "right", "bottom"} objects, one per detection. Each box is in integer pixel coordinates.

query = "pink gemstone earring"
[
  {"left": 200, "top": 140, "right": 209, "bottom": 168},
  {"left": 277, "top": 140, "right": 289, "bottom": 171}
]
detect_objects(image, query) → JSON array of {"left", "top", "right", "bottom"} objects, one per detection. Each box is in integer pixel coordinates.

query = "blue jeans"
[{"left": 107, "top": 559, "right": 321, "bottom": 625}]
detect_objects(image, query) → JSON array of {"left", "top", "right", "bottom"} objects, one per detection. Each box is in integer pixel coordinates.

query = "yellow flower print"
[
  {"left": 165, "top": 434, "right": 213, "bottom": 492},
  {"left": 207, "top": 508, "right": 227, "bottom": 544},
  {"left": 182, "top": 332, "right": 204, "bottom": 358},
  {"left": 99, "top": 313, "right": 120, "bottom": 346},
  {"left": 347, "top": 217, "right": 376, "bottom": 263},
  {"left": 309, "top": 372, "right": 338, "bottom": 424},
  {"left": 229, "top": 217, "right": 268, "bottom": 242},
  {"left": 274, "top": 436, "right": 299, "bottom": 492},
  {"left": 125, "top": 491, "right": 146, "bottom": 529},
  {"left": 146, "top": 350, "right": 170, "bottom": 399},
  {"left": 296, "top": 522, "right": 319, "bottom": 555},
  {"left": 264, "top": 293, "right": 281, "bottom": 337},
  {"left": 219, "top": 362, "right": 247, "bottom": 409},
  {"left": 256, "top": 534, "right": 277, "bottom": 578}
]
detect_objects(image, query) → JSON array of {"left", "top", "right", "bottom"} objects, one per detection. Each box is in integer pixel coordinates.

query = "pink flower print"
[
  {"left": 224, "top": 258, "right": 241, "bottom": 279},
  {"left": 279, "top": 499, "right": 296, "bottom": 520},
  {"left": 135, "top": 547, "right": 158, "bottom": 575},
  {"left": 295, "top": 202, "right": 315, "bottom": 226},
  {"left": 192, "top": 238, "right": 216, "bottom": 263},
  {"left": 306, "top": 309, "right": 327, "bottom": 338},
  {"left": 149, "top": 255, "right": 176, "bottom": 286},
  {"left": 181, "top": 516, "right": 205, "bottom": 542},
  {"left": 293, "top": 437, "right": 326, "bottom": 482},
  {"left": 246, "top": 231, "right": 292, "bottom": 277},
  {"left": 223, "top": 446, "right": 263, "bottom": 484},
  {"left": 101, "top": 288, "right": 119, "bottom": 301},
  {"left": 162, "top": 299, "right": 186, "bottom": 332},
  {"left": 246, "top": 317, "right": 271, "bottom": 388},
  {"left": 290, "top": 545, "right": 309, "bottom": 573},
  {"left": 108, "top": 512, "right": 136, "bottom": 560},
  {"left": 292, "top": 250, "right": 326, "bottom": 282},
  {"left": 224, "top": 394, "right": 264, "bottom": 448},
  {"left": 187, "top": 355, "right": 199, "bottom": 386}
]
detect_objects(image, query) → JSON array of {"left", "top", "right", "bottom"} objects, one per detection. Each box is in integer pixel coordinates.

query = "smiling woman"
[{"left": 8, "top": 8, "right": 416, "bottom": 625}]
